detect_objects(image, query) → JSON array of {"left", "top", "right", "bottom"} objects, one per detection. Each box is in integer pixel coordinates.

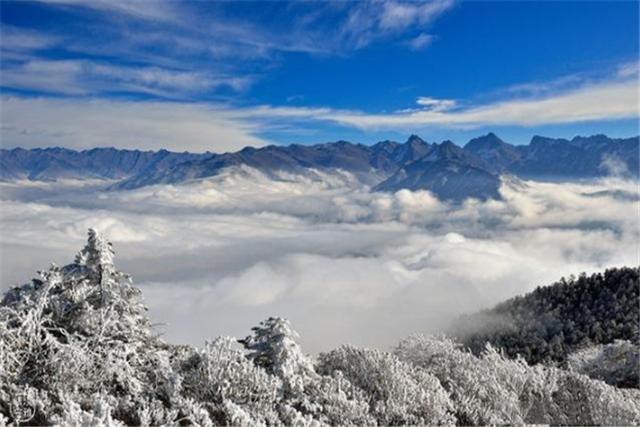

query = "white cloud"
[
  {"left": 1, "top": 59, "right": 251, "bottom": 97},
  {"left": 0, "top": 171, "right": 637, "bottom": 352},
  {"left": 380, "top": 0, "right": 455, "bottom": 30},
  {"left": 617, "top": 60, "right": 639, "bottom": 78},
  {"left": 0, "top": 97, "right": 268, "bottom": 152},
  {"left": 238, "top": 72, "right": 639, "bottom": 130},
  {"left": 415, "top": 96, "right": 456, "bottom": 111},
  {"left": 335, "top": 0, "right": 455, "bottom": 51},
  {"left": 407, "top": 33, "right": 435, "bottom": 50},
  {"left": 600, "top": 154, "right": 631, "bottom": 177},
  {"left": 1, "top": 1, "right": 455, "bottom": 104},
  {"left": 0, "top": 25, "right": 61, "bottom": 53},
  {"left": 34, "top": 0, "right": 182, "bottom": 24},
  {"left": 25, "top": 0, "right": 455, "bottom": 70}
]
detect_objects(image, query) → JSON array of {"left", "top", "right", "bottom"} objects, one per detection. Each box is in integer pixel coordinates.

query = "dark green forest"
[{"left": 454, "top": 267, "right": 639, "bottom": 373}]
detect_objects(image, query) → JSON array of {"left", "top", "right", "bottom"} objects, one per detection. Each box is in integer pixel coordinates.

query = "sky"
[{"left": 1, "top": 0, "right": 639, "bottom": 152}]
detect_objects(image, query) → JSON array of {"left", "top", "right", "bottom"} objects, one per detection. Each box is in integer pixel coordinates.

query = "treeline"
[
  {"left": 454, "top": 267, "right": 639, "bottom": 382},
  {"left": 1, "top": 231, "right": 639, "bottom": 426}
]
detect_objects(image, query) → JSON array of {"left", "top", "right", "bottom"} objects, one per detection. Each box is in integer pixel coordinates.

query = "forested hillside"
[
  {"left": 454, "top": 268, "right": 639, "bottom": 386},
  {"left": 1, "top": 231, "right": 638, "bottom": 425}
]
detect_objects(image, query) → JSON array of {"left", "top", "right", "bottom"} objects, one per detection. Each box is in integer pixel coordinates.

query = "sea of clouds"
[{"left": 0, "top": 167, "right": 638, "bottom": 353}]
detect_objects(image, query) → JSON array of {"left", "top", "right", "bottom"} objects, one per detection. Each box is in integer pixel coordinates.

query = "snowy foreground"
[{"left": 1, "top": 230, "right": 639, "bottom": 426}]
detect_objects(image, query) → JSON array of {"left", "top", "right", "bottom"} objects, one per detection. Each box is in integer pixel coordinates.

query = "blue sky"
[{"left": 1, "top": 0, "right": 638, "bottom": 152}]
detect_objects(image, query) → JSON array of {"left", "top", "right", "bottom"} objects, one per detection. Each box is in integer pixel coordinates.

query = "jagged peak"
[
  {"left": 405, "top": 134, "right": 427, "bottom": 145},
  {"left": 465, "top": 132, "right": 507, "bottom": 150},
  {"left": 529, "top": 135, "right": 568, "bottom": 145},
  {"left": 372, "top": 139, "right": 400, "bottom": 153},
  {"left": 571, "top": 133, "right": 608, "bottom": 141},
  {"left": 416, "top": 139, "right": 465, "bottom": 163},
  {"left": 569, "top": 134, "right": 612, "bottom": 145},
  {"left": 431, "top": 140, "right": 461, "bottom": 154},
  {"left": 333, "top": 139, "right": 354, "bottom": 146},
  {"left": 439, "top": 139, "right": 458, "bottom": 147},
  {"left": 373, "top": 139, "right": 399, "bottom": 146}
]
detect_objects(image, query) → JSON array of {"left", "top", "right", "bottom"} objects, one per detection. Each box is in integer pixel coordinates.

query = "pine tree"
[{"left": 239, "top": 317, "right": 315, "bottom": 383}]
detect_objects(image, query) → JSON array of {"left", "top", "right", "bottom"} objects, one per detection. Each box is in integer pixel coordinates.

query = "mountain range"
[{"left": 1, "top": 133, "right": 637, "bottom": 201}]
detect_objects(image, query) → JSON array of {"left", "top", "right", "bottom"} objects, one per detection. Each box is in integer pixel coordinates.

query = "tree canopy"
[{"left": 453, "top": 267, "right": 639, "bottom": 387}]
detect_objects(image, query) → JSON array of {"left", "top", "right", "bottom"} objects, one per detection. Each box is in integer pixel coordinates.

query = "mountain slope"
[
  {"left": 512, "top": 135, "right": 639, "bottom": 179},
  {"left": 453, "top": 267, "right": 640, "bottom": 376},
  {"left": 115, "top": 136, "right": 431, "bottom": 189},
  {"left": 374, "top": 140, "right": 503, "bottom": 201},
  {"left": 0, "top": 147, "right": 206, "bottom": 181},
  {"left": 463, "top": 132, "right": 521, "bottom": 172}
]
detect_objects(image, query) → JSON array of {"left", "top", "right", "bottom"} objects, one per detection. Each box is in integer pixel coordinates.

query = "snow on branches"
[{"left": 0, "top": 230, "right": 639, "bottom": 426}]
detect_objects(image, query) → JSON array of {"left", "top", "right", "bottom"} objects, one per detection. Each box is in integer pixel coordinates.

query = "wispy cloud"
[
  {"left": 28, "top": 0, "right": 454, "bottom": 58},
  {"left": 406, "top": 33, "right": 435, "bottom": 51},
  {"left": 1, "top": 96, "right": 268, "bottom": 152},
  {"left": 415, "top": 96, "right": 456, "bottom": 111},
  {"left": 379, "top": 0, "right": 455, "bottom": 30},
  {"left": 0, "top": 24, "right": 61, "bottom": 51},
  {"left": 237, "top": 69, "right": 639, "bottom": 130},
  {"left": 1, "top": 59, "right": 252, "bottom": 98},
  {"left": 617, "top": 60, "right": 640, "bottom": 79},
  {"left": 34, "top": 0, "right": 182, "bottom": 24},
  {"left": 1, "top": 1, "right": 455, "bottom": 100},
  {"left": 330, "top": 0, "right": 454, "bottom": 51}
]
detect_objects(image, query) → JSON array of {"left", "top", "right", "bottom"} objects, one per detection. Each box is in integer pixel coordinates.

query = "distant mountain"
[
  {"left": 371, "top": 134, "right": 432, "bottom": 165},
  {"left": 115, "top": 135, "right": 431, "bottom": 190},
  {"left": 374, "top": 140, "right": 502, "bottom": 200},
  {"left": 511, "top": 134, "right": 639, "bottom": 179},
  {"left": 372, "top": 132, "right": 638, "bottom": 199},
  {"left": 2, "top": 133, "right": 637, "bottom": 201},
  {"left": 0, "top": 147, "right": 206, "bottom": 181},
  {"left": 464, "top": 134, "right": 639, "bottom": 180},
  {"left": 463, "top": 132, "right": 521, "bottom": 172}
]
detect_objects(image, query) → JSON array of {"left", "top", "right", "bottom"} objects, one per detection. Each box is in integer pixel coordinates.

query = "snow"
[{"left": 1, "top": 230, "right": 638, "bottom": 425}]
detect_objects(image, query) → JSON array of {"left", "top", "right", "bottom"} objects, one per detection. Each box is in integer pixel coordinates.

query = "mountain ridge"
[{"left": 2, "top": 133, "right": 638, "bottom": 201}]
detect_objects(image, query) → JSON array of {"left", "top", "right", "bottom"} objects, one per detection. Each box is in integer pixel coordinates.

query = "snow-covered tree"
[
  {"left": 394, "top": 333, "right": 640, "bottom": 426},
  {"left": 50, "top": 394, "right": 125, "bottom": 427},
  {"left": 239, "top": 317, "right": 374, "bottom": 426},
  {"left": 567, "top": 339, "right": 639, "bottom": 388},
  {"left": 240, "top": 317, "right": 315, "bottom": 383},
  {"left": 180, "top": 336, "right": 281, "bottom": 425},
  {"left": 0, "top": 230, "right": 174, "bottom": 424},
  {"left": 394, "top": 334, "right": 528, "bottom": 425},
  {"left": 1, "top": 230, "right": 638, "bottom": 426},
  {"left": 318, "top": 345, "right": 455, "bottom": 425}
]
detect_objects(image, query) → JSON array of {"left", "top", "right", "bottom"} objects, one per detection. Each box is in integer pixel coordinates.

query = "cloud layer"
[
  {"left": 0, "top": 97, "right": 268, "bottom": 152},
  {"left": 1, "top": 169, "right": 637, "bottom": 353}
]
